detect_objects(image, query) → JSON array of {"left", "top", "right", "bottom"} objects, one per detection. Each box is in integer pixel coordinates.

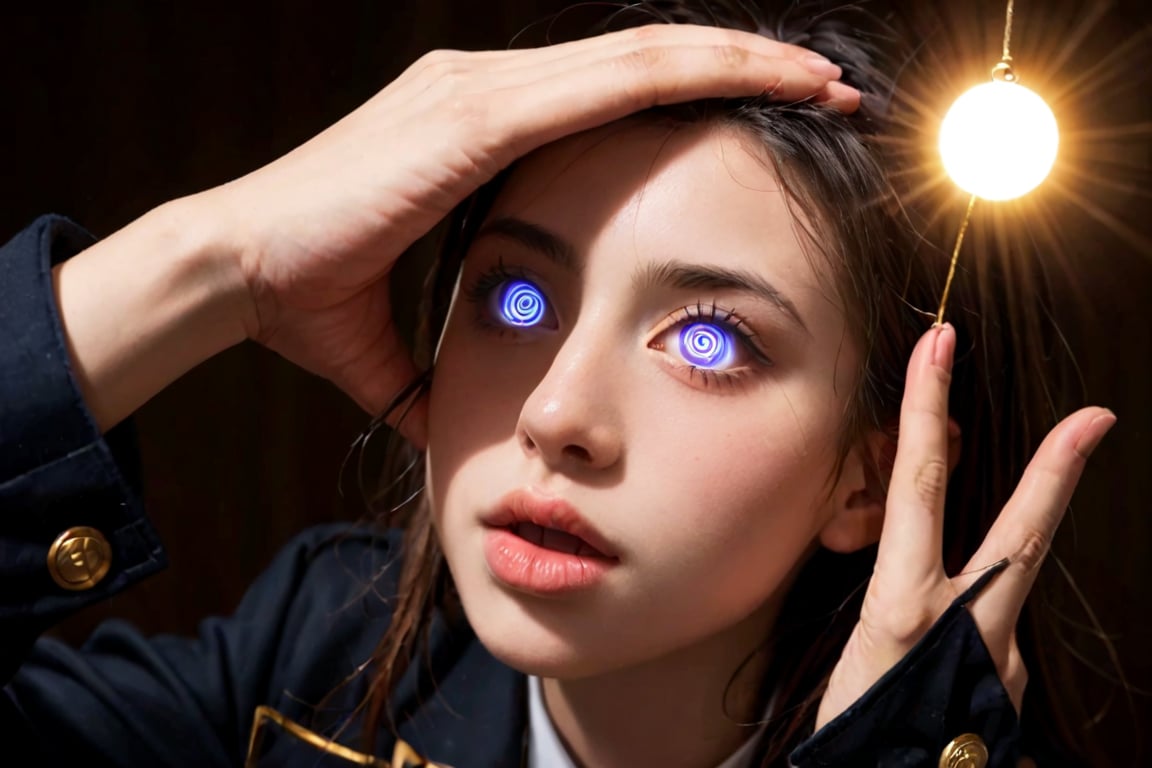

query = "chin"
[
  {"left": 456, "top": 581, "right": 634, "bottom": 680},
  {"left": 470, "top": 613, "right": 612, "bottom": 680}
]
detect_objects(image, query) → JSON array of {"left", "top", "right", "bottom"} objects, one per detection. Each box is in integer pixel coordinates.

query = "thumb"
[
  {"left": 334, "top": 331, "right": 429, "bottom": 449},
  {"left": 308, "top": 283, "right": 429, "bottom": 449}
]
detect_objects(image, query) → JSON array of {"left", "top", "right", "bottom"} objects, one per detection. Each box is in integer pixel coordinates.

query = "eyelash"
[
  {"left": 464, "top": 261, "right": 529, "bottom": 303},
  {"left": 648, "top": 301, "right": 775, "bottom": 389},
  {"left": 462, "top": 266, "right": 775, "bottom": 387}
]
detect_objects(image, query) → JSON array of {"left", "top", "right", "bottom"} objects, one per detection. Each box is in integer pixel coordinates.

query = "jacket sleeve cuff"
[
  {"left": 789, "top": 561, "right": 1019, "bottom": 768},
  {"left": 0, "top": 215, "right": 166, "bottom": 624}
]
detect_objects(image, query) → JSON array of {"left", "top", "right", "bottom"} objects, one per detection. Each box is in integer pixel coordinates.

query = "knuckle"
[
  {"left": 426, "top": 62, "right": 466, "bottom": 87},
  {"left": 1033, "top": 460, "right": 1078, "bottom": 498},
  {"left": 619, "top": 44, "right": 667, "bottom": 74},
  {"left": 713, "top": 43, "right": 751, "bottom": 69},
  {"left": 1012, "top": 528, "right": 1051, "bottom": 573},
  {"left": 608, "top": 47, "right": 670, "bottom": 106},
  {"left": 414, "top": 50, "right": 474, "bottom": 88},
  {"left": 912, "top": 457, "right": 949, "bottom": 506},
  {"left": 419, "top": 48, "right": 450, "bottom": 64},
  {"left": 1034, "top": 460, "right": 1067, "bottom": 484},
  {"left": 626, "top": 24, "right": 662, "bottom": 44},
  {"left": 413, "top": 48, "right": 452, "bottom": 72},
  {"left": 929, "top": 364, "right": 953, "bottom": 389}
]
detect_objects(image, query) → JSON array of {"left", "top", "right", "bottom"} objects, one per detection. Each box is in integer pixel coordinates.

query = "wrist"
[
  {"left": 53, "top": 198, "right": 251, "bottom": 432},
  {"left": 152, "top": 193, "right": 258, "bottom": 340}
]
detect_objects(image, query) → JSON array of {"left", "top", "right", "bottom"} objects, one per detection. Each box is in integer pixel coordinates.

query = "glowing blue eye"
[
  {"left": 678, "top": 322, "right": 735, "bottom": 368},
  {"left": 497, "top": 280, "right": 547, "bottom": 327}
]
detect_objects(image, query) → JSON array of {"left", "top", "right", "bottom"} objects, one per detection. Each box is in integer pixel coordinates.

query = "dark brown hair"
[{"left": 354, "top": 0, "right": 1092, "bottom": 763}]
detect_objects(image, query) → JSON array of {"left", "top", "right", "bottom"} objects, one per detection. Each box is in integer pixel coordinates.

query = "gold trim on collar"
[{"left": 245, "top": 705, "right": 444, "bottom": 768}]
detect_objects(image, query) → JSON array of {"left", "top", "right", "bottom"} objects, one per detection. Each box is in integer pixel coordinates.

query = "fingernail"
[
  {"left": 932, "top": 323, "right": 955, "bottom": 370},
  {"left": 947, "top": 419, "right": 961, "bottom": 439},
  {"left": 814, "top": 81, "right": 862, "bottom": 114},
  {"left": 801, "top": 54, "right": 841, "bottom": 79},
  {"left": 1074, "top": 410, "right": 1117, "bottom": 459}
]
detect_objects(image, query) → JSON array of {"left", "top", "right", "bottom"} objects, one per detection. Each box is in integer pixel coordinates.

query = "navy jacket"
[{"left": 0, "top": 216, "right": 1021, "bottom": 767}]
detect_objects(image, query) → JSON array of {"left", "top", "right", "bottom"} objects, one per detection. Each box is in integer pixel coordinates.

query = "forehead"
[{"left": 484, "top": 119, "right": 828, "bottom": 301}]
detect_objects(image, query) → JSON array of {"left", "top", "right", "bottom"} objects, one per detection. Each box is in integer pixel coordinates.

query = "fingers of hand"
[
  {"left": 391, "top": 25, "right": 858, "bottom": 150},
  {"left": 391, "top": 390, "right": 430, "bottom": 450},
  {"left": 291, "top": 288, "right": 430, "bottom": 447},
  {"left": 877, "top": 324, "right": 955, "bottom": 578},
  {"left": 355, "top": 348, "right": 429, "bottom": 449},
  {"left": 589, "top": 29, "right": 860, "bottom": 112},
  {"left": 496, "top": 48, "right": 845, "bottom": 153},
  {"left": 539, "top": 25, "right": 852, "bottom": 108},
  {"left": 812, "top": 81, "right": 862, "bottom": 113},
  {"left": 400, "top": 24, "right": 848, "bottom": 90},
  {"left": 965, "top": 407, "right": 1116, "bottom": 627},
  {"left": 503, "top": 24, "right": 851, "bottom": 75}
]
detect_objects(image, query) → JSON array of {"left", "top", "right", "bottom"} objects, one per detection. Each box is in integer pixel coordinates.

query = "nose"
[{"left": 516, "top": 336, "right": 624, "bottom": 474}]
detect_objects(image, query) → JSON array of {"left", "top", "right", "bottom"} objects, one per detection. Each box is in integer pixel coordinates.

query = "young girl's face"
[{"left": 426, "top": 121, "right": 873, "bottom": 679}]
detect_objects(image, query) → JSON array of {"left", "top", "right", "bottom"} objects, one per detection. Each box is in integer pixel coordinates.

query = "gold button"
[
  {"left": 939, "top": 733, "right": 989, "bottom": 768},
  {"left": 46, "top": 527, "right": 112, "bottom": 590}
]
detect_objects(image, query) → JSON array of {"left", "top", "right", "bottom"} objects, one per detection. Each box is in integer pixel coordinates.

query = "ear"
[
  {"left": 817, "top": 430, "right": 892, "bottom": 554},
  {"left": 817, "top": 419, "right": 963, "bottom": 554}
]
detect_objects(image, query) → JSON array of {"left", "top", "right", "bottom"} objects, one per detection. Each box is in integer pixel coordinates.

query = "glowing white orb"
[{"left": 939, "top": 80, "right": 1059, "bottom": 201}]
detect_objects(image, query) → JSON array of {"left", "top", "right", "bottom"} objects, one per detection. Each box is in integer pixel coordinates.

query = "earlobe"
[
  {"left": 818, "top": 500, "right": 885, "bottom": 553},
  {"left": 817, "top": 432, "right": 892, "bottom": 554}
]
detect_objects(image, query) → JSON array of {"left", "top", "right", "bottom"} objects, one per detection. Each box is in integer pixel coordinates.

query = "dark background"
[{"left": 2, "top": 0, "right": 1149, "bottom": 763}]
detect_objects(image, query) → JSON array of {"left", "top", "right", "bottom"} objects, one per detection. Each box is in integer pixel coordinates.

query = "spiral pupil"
[
  {"left": 679, "top": 322, "right": 733, "bottom": 368},
  {"left": 499, "top": 280, "right": 546, "bottom": 327}
]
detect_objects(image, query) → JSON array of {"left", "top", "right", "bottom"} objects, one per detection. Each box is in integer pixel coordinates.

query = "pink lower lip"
[{"left": 483, "top": 527, "right": 618, "bottom": 595}]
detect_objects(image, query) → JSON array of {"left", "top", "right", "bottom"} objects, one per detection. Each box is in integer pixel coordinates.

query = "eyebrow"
[
  {"left": 474, "top": 216, "right": 580, "bottom": 274},
  {"left": 633, "top": 261, "right": 809, "bottom": 334},
  {"left": 474, "top": 216, "right": 807, "bottom": 333}
]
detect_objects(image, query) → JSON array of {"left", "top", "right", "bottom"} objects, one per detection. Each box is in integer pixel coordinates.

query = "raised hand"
[
  {"left": 816, "top": 323, "right": 1115, "bottom": 729},
  {"left": 192, "top": 25, "right": 859, "bottom": 444}
]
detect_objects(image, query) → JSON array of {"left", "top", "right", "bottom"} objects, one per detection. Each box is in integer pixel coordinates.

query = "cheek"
[
  {"left": 425, "top": 322, "right": 538, "bottom": 511},
  {"left": 631, "top": 390, "right": 842, "bottom": 588}
]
